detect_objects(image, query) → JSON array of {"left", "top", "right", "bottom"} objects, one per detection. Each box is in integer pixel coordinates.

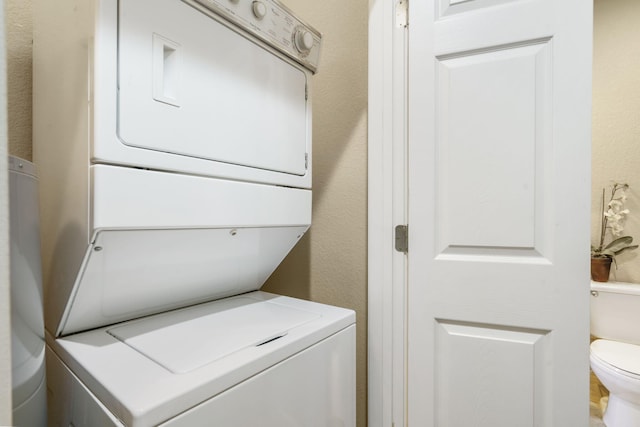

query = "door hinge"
[
  {"left": 395, "top": 225, "right": 408, "bottom": 253},
  {"left": 305, "top": 153, "right": 309, "bottom": 169},
  {"left": 396, "top": 0, "right": 408, "bottom": 28}
]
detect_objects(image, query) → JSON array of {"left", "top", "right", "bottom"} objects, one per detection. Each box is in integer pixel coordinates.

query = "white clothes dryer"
[{"left": 33, "top": 1, "right": 355, "bottom": 426}]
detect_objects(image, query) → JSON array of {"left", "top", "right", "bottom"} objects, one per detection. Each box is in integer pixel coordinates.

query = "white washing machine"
[{"left": 33, "top": 1, "right": 356, "bottom": 425}]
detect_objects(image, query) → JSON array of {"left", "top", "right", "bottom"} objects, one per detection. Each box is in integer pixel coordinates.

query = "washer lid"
[
  {"left": 107, "top": 296, "right": 320, "bottom": 373},
  {"left": 591, "top": 339, "right": 640, "bottom": 375}
]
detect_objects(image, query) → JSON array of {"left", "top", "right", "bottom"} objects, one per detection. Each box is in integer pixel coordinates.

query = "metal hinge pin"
[{"left": 395, "top": 225, "right": 408, "bottom": 253}]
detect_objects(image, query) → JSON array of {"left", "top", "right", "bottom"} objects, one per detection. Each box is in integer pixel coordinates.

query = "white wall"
[
  {"left": 1, "top": 0, "right": 14, "bottom": 421},
  {"left": 592, "top": 0, "right": 640, "bottom": 282}
]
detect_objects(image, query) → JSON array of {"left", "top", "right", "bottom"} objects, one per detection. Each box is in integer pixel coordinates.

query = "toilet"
[{"left": 590, "top": 281, "right": 640, "bottom": 427}]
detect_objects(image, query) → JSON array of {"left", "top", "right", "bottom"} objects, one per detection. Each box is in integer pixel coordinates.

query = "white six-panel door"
[{"left": 407, "top": 0, "right": 592, "bottom": 425}]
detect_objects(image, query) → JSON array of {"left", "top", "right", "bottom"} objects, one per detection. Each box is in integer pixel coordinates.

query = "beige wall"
[
  {"left": 262, "top": 1, "right": 368, "bottom": 425},
  {"left": 593, "top": 0, "right": 640, "bottom": 283},
  {"left": 6, "top": 0, "right": 368, "bottom": 425},
  {"left": 6, "top": 0, "right": 31, "bottom": 161}
]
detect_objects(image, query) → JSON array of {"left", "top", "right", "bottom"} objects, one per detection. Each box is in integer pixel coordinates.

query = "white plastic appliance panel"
[
  {"left": 59, "top": 227, "right": 308, "bottom": 336},
  {"left": 91, "top": 164, "right": 312, "bottom": 230},
  {"left": 48, "top": 292, "right": 356, "bottom": 427},
  {"left": 162, "top": 325, "right": 356, "bottom": 427},
  {"left": 118, "top": 0, "right": 308, "bottom": 176},
  {"left": 47, "top": 326, "right": 355, "bottom": 427},
  {"left": 46, "top": 163, "right": 312, "bottom": 337},
  {"left": 186, "top": 0, "right": 322, "bottom": 73},
  {"left": 108, "top": 296, "right": 320, "bottom": 373},
  {"left": 46, "top": 350, "right": 125, "bottom": 427}
]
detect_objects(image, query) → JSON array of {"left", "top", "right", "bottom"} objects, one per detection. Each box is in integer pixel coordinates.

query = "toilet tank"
[{"left": 590, "top": 281, "right": 640, "bottom": 345}]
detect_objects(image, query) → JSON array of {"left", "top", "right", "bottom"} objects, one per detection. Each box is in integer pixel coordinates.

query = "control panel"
[{"left": 187, "top": 0, "right": 322, "bottom": 73}]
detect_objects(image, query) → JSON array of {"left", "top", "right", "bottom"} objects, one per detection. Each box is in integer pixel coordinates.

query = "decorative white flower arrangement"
[{"left": 591, "top": 182, "right": 638, "bottom": 265}]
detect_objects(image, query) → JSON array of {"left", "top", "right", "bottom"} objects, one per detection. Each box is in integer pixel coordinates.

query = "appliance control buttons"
[
  {"left": 294, "top": 28, "right": 314, "bottom": 54},
  {"left": 252, "top": 1, "right": 267, "bottom": 19},
  {"left": 192, "top": 0, "right": 321, "bottom": 72}
]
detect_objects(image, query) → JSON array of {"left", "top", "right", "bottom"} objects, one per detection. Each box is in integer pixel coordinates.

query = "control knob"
[
  {"left": 294, "top": 28, "right": 314, "bottom": 54},
  {"left": 252, "top": 1, "right": 267, "bottom": 19}
]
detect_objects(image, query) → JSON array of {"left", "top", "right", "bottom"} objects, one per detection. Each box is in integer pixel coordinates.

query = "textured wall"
[
  {"left": 592, "top": 0, "right": 640, "bottom": 282},
  {"left": 6, "top": 0, "right": 32, "bottom": 161},
  {"left": 262, "top": 0, "right": 368, "bottom": 425}
]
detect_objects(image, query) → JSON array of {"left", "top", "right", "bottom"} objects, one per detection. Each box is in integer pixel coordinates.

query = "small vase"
[{"left": 591, "top": 257, "right": 612, "bottom": 282}]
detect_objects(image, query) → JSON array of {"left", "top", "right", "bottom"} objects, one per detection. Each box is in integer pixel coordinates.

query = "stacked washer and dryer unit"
[{"left": 34, "top": 0, "right": 355, "bottom": 426}]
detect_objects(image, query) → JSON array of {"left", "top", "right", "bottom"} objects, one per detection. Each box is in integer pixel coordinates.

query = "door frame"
[
  {"left": 368, "top": 1, "right": 592, "bottom": 425},
  {"left": 368, "top": 0, "right": 407, "bottom": 426}
]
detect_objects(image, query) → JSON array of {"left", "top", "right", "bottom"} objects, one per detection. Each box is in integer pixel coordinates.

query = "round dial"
[
  {"left": 252, "top": 1, "right": 267, "bottom": 19},
  {"left": 294, "top": 29, "right": 314, "bottom": 54}
]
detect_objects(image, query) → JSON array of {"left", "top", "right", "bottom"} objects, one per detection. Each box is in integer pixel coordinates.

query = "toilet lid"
[{"left": 591, "top": 339, "right": 640, "bottom": 375}]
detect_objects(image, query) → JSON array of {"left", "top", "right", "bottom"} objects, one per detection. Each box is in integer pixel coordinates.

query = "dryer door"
[{"left": 117, "top": 0, "right": 308, "bottom": 176}]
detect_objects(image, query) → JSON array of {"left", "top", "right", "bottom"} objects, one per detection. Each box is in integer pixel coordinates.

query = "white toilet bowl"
[{"left": 591, "top": 339, "right": 640, "bottom": 427}]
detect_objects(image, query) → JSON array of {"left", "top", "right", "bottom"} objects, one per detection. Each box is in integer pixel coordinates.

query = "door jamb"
[{"left": 368, "top": 0, "right": 408, "bottom": 425}]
